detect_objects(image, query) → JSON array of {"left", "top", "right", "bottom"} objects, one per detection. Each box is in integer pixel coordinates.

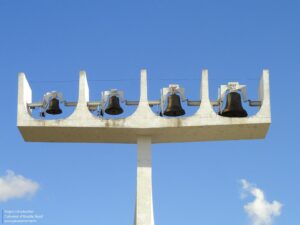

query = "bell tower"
[{"left": 17, "top": 69, "right": 271, "bottom": 225}]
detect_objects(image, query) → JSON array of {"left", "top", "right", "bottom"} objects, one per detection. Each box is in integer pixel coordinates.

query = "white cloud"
[
  {"left": 0, "top": 170, "right": 39, "bottom": 202},
  {"left": 240, "top": 179, "right": 282, "bottom": 225}
]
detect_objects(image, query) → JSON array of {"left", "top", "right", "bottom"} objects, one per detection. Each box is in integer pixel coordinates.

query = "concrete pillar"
[{"left": 135, "top": 136, "right": 155, "bottom": 225}]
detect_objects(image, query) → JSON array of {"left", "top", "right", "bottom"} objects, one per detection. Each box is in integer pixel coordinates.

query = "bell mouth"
[
  {"left": 163, "top": 108, "right": 185, "bottom": 117},
  {"left": 105, "top": 108, "right": 124, "bottom": 115},
  {"left": 46, "top": 109, "right": 63, "bottom": 115},
  {"left": 219, "top": 110, "right": 248, "bottom": 118}
]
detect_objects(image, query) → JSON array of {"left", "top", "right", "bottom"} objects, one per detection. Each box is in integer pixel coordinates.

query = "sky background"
[{"left": 0, "top": 0, "right": 299, "bottom": 224}]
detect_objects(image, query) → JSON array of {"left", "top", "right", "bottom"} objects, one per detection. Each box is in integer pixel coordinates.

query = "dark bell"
[
  {"left": 105, "top": 96, "right": 124, "bottom": 115},
  {"left": 219, "top": 92, "right": 247, "bottom": 117},
  {"left": 163, "top": 93, "right": 185, "bottom": 117},
  {"left": 46, "top": 98, "right": 62, "bottom": 115}
]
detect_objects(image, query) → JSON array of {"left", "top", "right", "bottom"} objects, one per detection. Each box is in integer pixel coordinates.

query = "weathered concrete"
[{"left": 17, "top": 69, "right": 271, "bottom": 143}]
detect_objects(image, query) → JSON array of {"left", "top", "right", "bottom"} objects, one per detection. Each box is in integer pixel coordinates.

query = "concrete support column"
[{"left": 135, "top": 136, "right": 155, "bottom": 225}]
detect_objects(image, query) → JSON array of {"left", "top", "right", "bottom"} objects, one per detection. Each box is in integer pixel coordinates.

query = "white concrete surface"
[
  {"left": 17, "top": 69, "right": 272, "bottom": 225},
  {"left": 135, "top": 136, "right": 154, "bottom": 225},
  {"left": 17, "top": 69, "right": 271, "bottom": 143}
]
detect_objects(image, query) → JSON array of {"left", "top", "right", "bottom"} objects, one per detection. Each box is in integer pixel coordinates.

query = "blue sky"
[{"left": 0, "top": 0, "right": 299, "bottom": 224}]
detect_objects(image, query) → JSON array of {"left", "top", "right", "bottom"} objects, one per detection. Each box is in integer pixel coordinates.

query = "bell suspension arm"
[
  {"left": 27, "top": 101, "right": 103, "bottom": 111},
  {"left": 186, "top": 100, "right": 261, "bottom": 107}
]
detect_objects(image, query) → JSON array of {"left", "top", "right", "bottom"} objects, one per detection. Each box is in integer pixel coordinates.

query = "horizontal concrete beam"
[{"left": 17, "top": 69, "right": 271, "bottom": 143}]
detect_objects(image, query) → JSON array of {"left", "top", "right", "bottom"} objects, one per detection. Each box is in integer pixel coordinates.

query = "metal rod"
[
  {"left": 187, "top": 100, "right": 201, "bottom": 106},
  {"left": 125, "top": 101, "right": 139, "bottom": 106},
  {"left": 126, "top": 100, "right": 160, "bottom": 107},
  {"left": 64, "top": 101, "right": 77, "bottom": 107},
  {"left": 28, "top": 99, "right": 261, "bottom": 110},
  {"left": 27, "top": 102, "right": 43, "bottom": 109},
  {"left": 87, "top": 101, "right": 102, "bottom": 111},
  {"left": 248, "top": 100, "right": 262, "bottom": 107},
  {"left": 211, "top": 101, "right": 219, "bottom": 107},
  {"left": 187, "top": 100, "right": 219, "bottom": 107},
  {"left": 87, "top": 101, "right": 101, "bottom": 107}
]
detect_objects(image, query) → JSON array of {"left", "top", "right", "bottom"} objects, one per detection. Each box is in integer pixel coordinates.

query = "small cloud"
[
  {"left": 0, "top": 170, "right": 39, "bottom": 202},
  {"left": 240, "top": 179, "right": 282, "bottom": 225}
]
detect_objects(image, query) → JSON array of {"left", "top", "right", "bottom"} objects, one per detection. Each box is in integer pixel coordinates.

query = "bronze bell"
[
  {"left": 163, "top": 93, "right": 185, "bottom": 117},
  {"left": 219, "top": 92, "right": 247, "bottom": 117},
  {"left": 46, "top": 98, "right": 62, "bottom": 115},
  {"left": 105, "top": 96, "right": 124, "bottom": 115}
]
